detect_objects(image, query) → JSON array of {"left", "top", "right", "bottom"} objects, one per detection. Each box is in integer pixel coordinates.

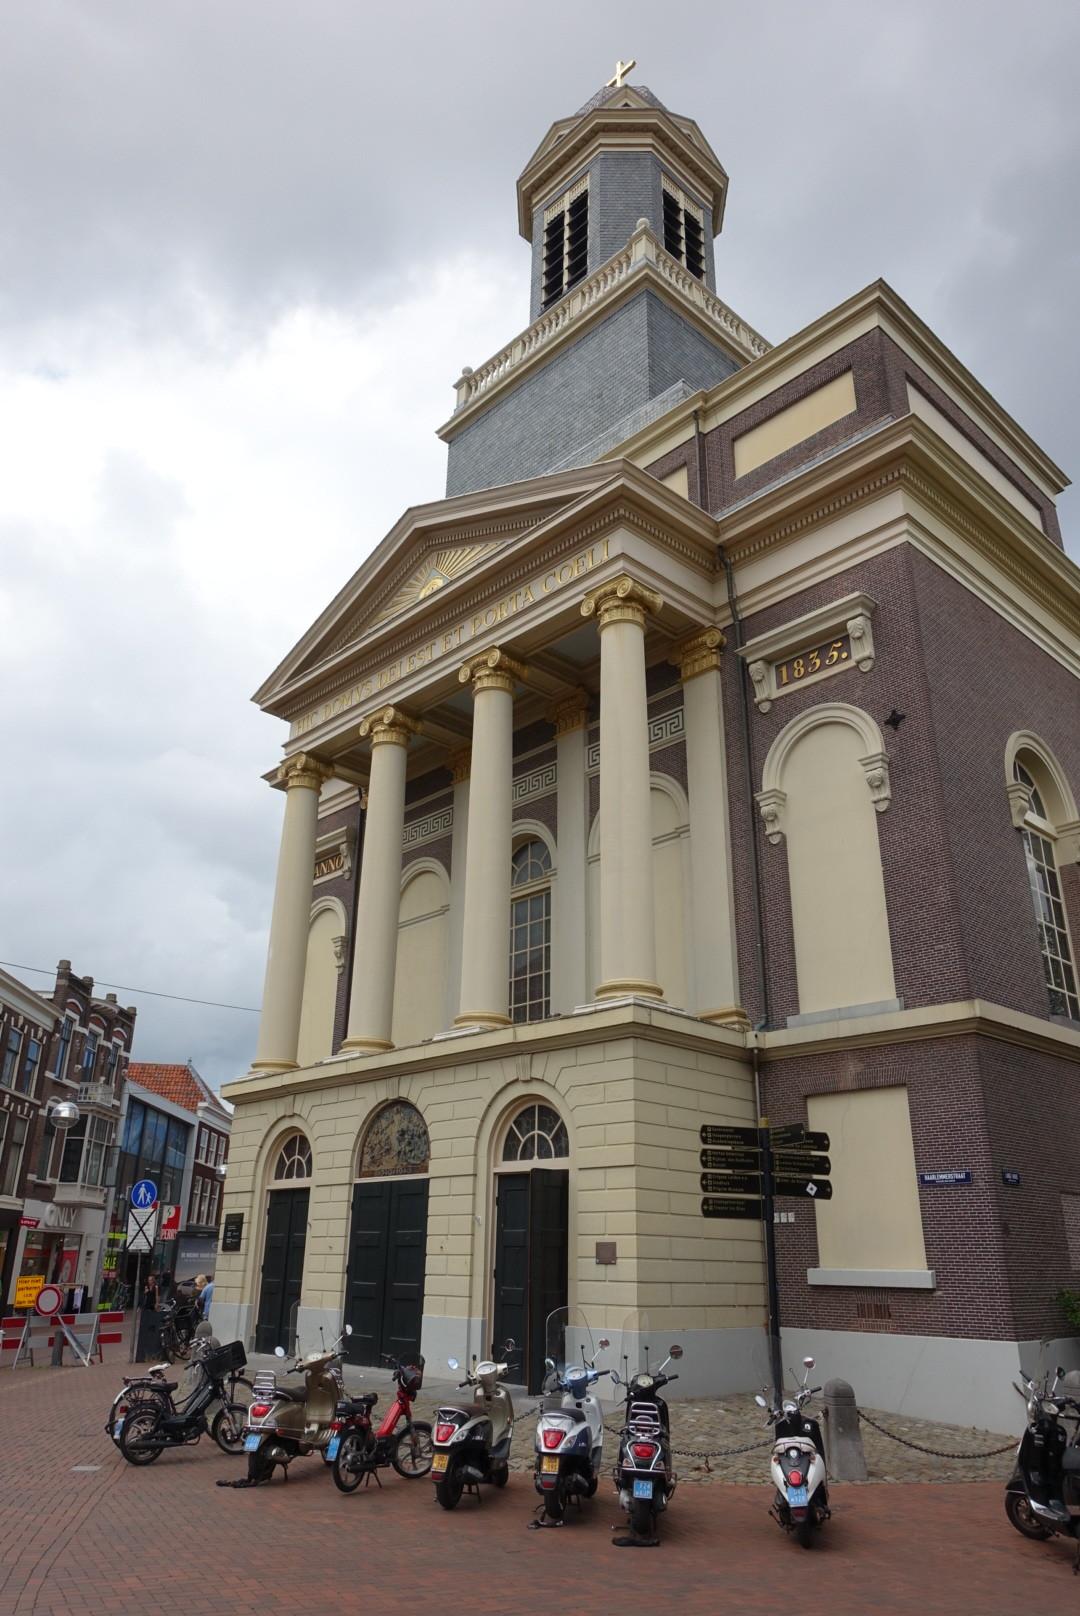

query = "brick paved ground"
[{"left": 0, "top": 1362, "right": 1067, "bottom": 1616}]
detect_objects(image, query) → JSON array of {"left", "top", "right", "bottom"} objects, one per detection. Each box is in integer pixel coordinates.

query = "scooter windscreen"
[{"left": 541, "top": 1307, "right": 619, "bottom": 1411}]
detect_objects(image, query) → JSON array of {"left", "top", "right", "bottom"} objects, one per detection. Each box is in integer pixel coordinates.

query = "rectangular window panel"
[
  {"left": 58, "top": 1117, "right": 88, "bottom": 1183},
  {"left": 1023, "top": 828, "right": 1080, "bottom": 1019},
  {"left": 509, "top": 888, "right": 551, "bottom": 1023},
  {"left": 1062, "top": 1193, "right": 1080, "bottom": 1270},
  {"left": 0, "top": 1116, "right": 27, "bottom": 1198},
  {"left": 1, "top": 1027, "right": 22, "bottom": 1088},
  {"left": 52, "top": 1018, "right": 73, "bottom": 1080},
  {"left": 18, "top": 1037, "right": 42, "bottom": 1095}
]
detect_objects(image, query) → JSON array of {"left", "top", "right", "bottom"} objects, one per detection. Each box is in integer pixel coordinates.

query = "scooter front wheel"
[
  {"left": 118, "top": 1408, "right": 165, "bottom": 1466},
  {"left": 1005, "top": 1490, "right": 1053, "bottom": 1540},
  {"left": 212, "top": 1403, "right": 248, "bottom": 1455},
  {"left": 392, "top": 1420, "right": 434, "bottom": 1478},
  {"left": 435, "top": 1457, "right": 465, "bottom": 1509}
]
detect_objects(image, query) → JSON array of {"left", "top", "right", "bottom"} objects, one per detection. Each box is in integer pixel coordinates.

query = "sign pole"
[
  {"left": 129, "top": 1249, "right": 142, "bottom": 1364},
  {"left": 758, "top": 1117, "right": 784, "bottom": 1402}
]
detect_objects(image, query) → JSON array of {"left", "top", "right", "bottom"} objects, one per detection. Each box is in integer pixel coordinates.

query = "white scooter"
[
  {"left": 531, "top": 1307, "right": 612, "bottom": 1526},
  {"left": 756, "top": 1356, "right": 830, "bottom": 1548},
  {"left": 431, "top": 1342, "right": 517, "bottom": 1508}
]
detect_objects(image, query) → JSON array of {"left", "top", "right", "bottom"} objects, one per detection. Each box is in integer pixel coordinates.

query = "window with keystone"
[
  {"left": 274, "top": 1133, "right": 312, "bottom": 1181},
  {"left": 501, "top": 1102, "right": 568, "bottom": 1162}
]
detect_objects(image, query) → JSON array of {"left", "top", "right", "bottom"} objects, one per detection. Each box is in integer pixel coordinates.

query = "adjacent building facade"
[{"left": 216, "top": 77, "right": 1079, "bottom": 1426}]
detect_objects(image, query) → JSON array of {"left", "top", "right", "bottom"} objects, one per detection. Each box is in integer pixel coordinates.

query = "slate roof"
[{"left": 574, "top": 82, "right": 668, "bottom": 117}]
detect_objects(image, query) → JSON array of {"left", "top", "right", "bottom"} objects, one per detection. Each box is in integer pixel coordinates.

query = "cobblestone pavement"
[{"left": 1, "top": 1359, "right": 1059, "bottom": 1616}]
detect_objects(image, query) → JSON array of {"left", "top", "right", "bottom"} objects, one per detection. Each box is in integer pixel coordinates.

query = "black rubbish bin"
[{"left": 135, "top": 1309, "right": 164, "bottom": 1363}]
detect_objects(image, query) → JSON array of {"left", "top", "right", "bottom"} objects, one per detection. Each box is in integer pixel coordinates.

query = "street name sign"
[
  {"left": 700, "top": 1124, "right": 759, "bottom": 1148},
  {"left": 699, "top": 1148, "right": 761, "bottom": 1173},
  {"left": 701, "top": 1172, "right": 761, "bottom": 1196},
  {"left": 701, "top": 1196, "right": 762, "bottom": 1221},
  {"left": 774, "top": 1177, "right": 833, "bottom": 1200}
]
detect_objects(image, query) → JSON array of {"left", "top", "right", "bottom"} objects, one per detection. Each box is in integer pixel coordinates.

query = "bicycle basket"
[{"left": 203, "top": 1340, "right": 246, "bottom": 1379}]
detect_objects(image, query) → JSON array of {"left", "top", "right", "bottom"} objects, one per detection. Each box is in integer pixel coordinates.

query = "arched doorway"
[
  {"left": 255, "top": 1131, "right": 311, "bottom": 1353},
  {"left": 493, "top": 1100, "right": 569, "bottom": 1393},
  {"left": 344, "top": 1101, "right": 430, "bottom": 1368}
]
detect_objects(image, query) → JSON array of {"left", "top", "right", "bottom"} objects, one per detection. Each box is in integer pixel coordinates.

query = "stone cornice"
[{"left": 759, "top": 998, "right": 1080, "bottom": 1065}]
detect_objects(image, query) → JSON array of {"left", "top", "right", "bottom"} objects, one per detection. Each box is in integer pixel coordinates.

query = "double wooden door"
[
  {"left": 344, "top": 1178, "right": 429, "bottom": 1368},
  {"left": 492, "top": 1169, "right": 568, "bottom": 1393},
  {"left": 254, "top": 1188, "right": 309, "bottom": 1354}
]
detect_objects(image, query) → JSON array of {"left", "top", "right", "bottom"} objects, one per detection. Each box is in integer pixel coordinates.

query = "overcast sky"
[{"left": 2, "top": 0, "right": 1077, "bottom": 1090}]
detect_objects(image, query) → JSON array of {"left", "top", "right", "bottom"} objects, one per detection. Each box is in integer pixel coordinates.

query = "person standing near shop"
[
  {"left": 142, "top": 1271, "right": 159, "bottom": 1311},
  {"left": 199, "top": 1273, "right": 214, "bottom": 1321}
]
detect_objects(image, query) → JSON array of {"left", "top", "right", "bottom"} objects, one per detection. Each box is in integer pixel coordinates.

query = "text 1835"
[{"left": 775, "top": 633, "right": 852, "bottom": 687}]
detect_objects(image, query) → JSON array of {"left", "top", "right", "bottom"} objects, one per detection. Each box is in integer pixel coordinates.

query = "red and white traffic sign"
[{"left": 34, "top": 1284, "right": 65, "bottom": 1317}]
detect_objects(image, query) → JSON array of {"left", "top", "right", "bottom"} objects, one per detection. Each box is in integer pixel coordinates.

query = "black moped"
[
  {"left": 116, "top": 1339, "right": 248, "bottom": 1464},
  {"left": 1005, "top": 1367, "right": 1080, "bottom": 1569}
]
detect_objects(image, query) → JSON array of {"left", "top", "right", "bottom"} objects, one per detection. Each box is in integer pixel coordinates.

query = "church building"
[{"left": 215, "top": 72, "right": 1080, "bottom": 1429}]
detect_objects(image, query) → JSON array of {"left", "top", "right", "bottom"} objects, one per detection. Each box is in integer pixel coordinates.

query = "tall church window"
[
  {"left": 662, "top": 178, "right": 705, "bottom": 279},
  {"left": 502, "top": 1102, "right": 568, "bottom": 1162},
  {"left": 541, "top": 178, "right": 589, "bottom": 309},
  {"left": 274, "top": 1132, "right": 312, "bottom": 1182},
  {"left": 1014, "top": 760, "right": 1080, "bottom": 1020},
  {"left": 509, "top": 839, "right": 552, "bottom": 1023}
]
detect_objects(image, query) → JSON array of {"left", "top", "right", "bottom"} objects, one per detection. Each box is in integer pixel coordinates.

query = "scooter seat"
[
  {"left": 270, "top": 1387, "right": 305, "bottom": 1403},
  {"left": 340, "top": 1394, "right": 378, "bottom": 1414},
  {"left": 1062, "top": 1448, "right": 1080, "bottom": 1472}
]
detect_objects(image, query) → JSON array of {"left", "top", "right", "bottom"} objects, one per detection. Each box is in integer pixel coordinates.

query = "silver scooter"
[
  {"left": 531, "top": 1307, "right": 613, "bottom": 1525},
  {"left": 756, "top": 1356, "right": 830, "bottom": 1548},
  {"left": 431, "top": 1342, "right": 517, "bottom": 1508}
]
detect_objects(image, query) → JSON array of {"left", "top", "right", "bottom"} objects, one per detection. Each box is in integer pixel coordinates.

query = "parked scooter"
[
  {"left": 756, "top": 1356, "right": 830, "bottom": 1549},
  {"left": 232, "top": 1327, "right": 351, "bottom": 1485},
  {"left": 531, "top": 1307, "right": 612, "bottom": 1525},
  {"left": 330, "top": 1352, "right": 434, "bottom": 1491},
  {"left": 611, "top": 1318, "right": 683, "bottom": 1544},
  {"left": 115, "top": 1339, "right": 248, "bottom": 1465},
  {"left": 431, "top": 1342, "right": 517, "bottom": 1508},
  {"left": 1005, "top": 1366, "right": 1080, "bottom": 1567}
]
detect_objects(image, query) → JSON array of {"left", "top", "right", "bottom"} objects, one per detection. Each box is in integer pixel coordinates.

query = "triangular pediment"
[{"left": 253, "top": 464, "right": 626, "bottom": 713}]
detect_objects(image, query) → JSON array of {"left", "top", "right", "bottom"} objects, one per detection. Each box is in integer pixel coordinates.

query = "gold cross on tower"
[{"left": 606, "top": 58, "right": 636, "bottom": 88}]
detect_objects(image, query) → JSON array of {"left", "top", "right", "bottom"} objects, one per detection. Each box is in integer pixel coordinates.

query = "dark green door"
[
  {"left": 493, "top": 1169, "right": 568, "bottom": 1393},
  {"left": 344, "top": 1178, "right": 429, "bottom": 1367},
  {"left": 255, "top": 1188, "right": 308, "bottom": 1354}
]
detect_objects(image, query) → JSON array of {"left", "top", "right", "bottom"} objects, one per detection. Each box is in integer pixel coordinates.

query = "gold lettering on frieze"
[{"left": 291, "top": 538, "right": 611, "bottom": 737}]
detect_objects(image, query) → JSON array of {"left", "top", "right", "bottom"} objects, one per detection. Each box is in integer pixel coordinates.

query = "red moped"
[{"left": 329, "top": 1353, "right": 434, "bottom": 1491}]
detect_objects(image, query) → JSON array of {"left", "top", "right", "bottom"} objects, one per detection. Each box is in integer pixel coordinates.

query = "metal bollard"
[{"left": 822, "top": 1378, "right": 868, "bottom": 1481}]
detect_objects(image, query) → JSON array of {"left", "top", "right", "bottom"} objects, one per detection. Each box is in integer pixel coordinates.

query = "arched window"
[
  {"left": 510, "top": 839, "right": 552, "bottom": 1023},
  {"left": 357, "top": 1101, "right": 430, "bottom": 1178},
  {"left": 1014, "top": 759, "right": 1080, "bottom": 1020},
  {"left": 274, "top": 1133, "right": 312, "bottom": 1182},
  {"left": 501, "top": 1101, "right": 568, "bottom": 1162}
]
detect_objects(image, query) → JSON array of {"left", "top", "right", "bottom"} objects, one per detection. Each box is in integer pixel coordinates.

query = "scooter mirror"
[
  {"left": 544, "top": 1357, "right": 555, "bottom": 1372},
  {"left": 802, "top": 1356, "right": 815, "bottom": 1370},
  {"left": 447, "top": 1357, "right": 460, "bottom": 1370},
  {"left": 755, "top": 1394, "right": 768, "bottom": 1408},
  {"left": 669, "top": 1344, "right": 684, "bottom": 1359},
  {"left": 345, "top": 1324, "right": 353, "bottom": 1336},
  {"left": 598, "top": 1339, "right": 610, "bottom": 1350},
  {"left": 1058, "top": 1366, "right": 1066, "bottom": 1379},
  {"left": 274, "top": 1346, "right": 286, "bottom": 1358},
  {"left": 504, "top": 1338, "right": 516, "bottom": 1351}
]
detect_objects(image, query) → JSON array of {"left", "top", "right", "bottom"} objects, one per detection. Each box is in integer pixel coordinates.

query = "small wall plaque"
[
  {"left": 595, "top": 1241, "right": 617, "bottom": 1266},
  {"left": 221, "top": 1212, "right": 244, "bottom": 1253},
  {"left": 1002, "top": 1170, "right": 1021, "bottom": 1186},
  {"left": 918, "top": 1170, "right": 972, "bottom": 1187}
]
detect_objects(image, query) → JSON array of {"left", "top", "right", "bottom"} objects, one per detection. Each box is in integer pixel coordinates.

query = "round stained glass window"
[
  {"left": 274, "top": 1133, "right": 312, "bottom": 1181},
  {"left": 502, "top": 1102, "right": 568, "bottom": 1162}
]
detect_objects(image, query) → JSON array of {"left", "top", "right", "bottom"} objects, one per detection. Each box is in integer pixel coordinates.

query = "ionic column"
[
  {"left": 550, "top": 690, "right": 589, "bottom": 1013},
  {"left": 670, "top": 629, "right": 746, "bottom": 1026},
  {"left": 581, "top": 576, "right": 664, "bottom": 1001},
  {"left": 455, "top": 649, "right": 525, "bottom": 1029},
  {"left": 252, "top": 752, "right": 334, "bottom": 1073},
  {"left": 341, "top": 706, "right": 420, "bottom": 1054},
  {"left": 445, "top": 748, "right": 471, "bottom": 1029}
]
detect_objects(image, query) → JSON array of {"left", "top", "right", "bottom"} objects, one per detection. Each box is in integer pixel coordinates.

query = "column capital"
[
  {"left": 358, "top": 705, "right": 421, "bottom": 747},
  {"left": 548, "top": 688, "right": 590, "bottom": 736},
  {"left": 458, "top": 647, "right": 527, "bottom": 695},
  {"left": 669, "top": 626, "right": 725, "bottom": 682},
  {"left": 277, "top": 752, "right": 334, "bottom": 792},
  {"left": 581, "top": 573, "right": 663, "bottom": 631},
  {"left": 448, "top": 747, "right": 472, "bottom": 785}
]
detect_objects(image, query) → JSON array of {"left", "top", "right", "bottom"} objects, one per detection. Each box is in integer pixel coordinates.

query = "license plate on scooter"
[
  {"left": 432, "top": 1452, "right": 448, "bottom": 1473},
  {"left": 541, "top": 1455, "right": 559, "bottom": 1474},
  {"left": 788, "top": 1484, "right": 808, "bottom": 1507},
  {"left": 243, "top": 1434, "right": 262, "bottom": 1452},
  {"left": 113, "top": 1419, "right": 123, "bottom": 1442},
  {"left": 632, "top": 1478, "right": 654, "bottom": 1499},
  {"left": 326, "top": 1436, "right": 340, "bottom": 1461}
]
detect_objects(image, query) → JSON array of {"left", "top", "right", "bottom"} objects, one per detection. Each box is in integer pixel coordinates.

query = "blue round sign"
[{"left": 131, "top": 1179, "right": 158, "bottom": 1210}]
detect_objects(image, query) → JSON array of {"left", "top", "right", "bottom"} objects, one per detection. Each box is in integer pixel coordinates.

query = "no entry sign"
[{"left": 34, "top": 1284, "right": 65, "bottom": 1316}]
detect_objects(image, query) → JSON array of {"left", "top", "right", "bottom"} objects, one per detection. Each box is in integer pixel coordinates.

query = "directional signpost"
[{"left": 127, "top": 1179, "right": 160, "bottom": 1364}]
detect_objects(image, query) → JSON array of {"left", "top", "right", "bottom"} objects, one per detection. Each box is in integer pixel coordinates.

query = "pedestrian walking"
[{"left": 199, "top": 1273, "right": 214, "bottom": 1320}]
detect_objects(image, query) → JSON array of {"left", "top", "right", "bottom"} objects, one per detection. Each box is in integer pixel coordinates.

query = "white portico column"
[
  {"left": 581, "top": 576, "right": 664, "bottom": 1001},
  {"left": 341, "top": 705, "right": 420, "bottom": 1054},
  {"left": 670, "top": 629, "right": 747, "bottom": 1026},
  {"left": 550, "top": 690, "right": 589, "bottom": 1012},
  {"left": 455, "top": 649, "right": 525, "bottom": 1029},
  {"left": 252, "top": 752, "right": 334, "bottom": 1073}
]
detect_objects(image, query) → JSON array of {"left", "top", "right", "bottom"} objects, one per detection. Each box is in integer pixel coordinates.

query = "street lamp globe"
[{"left": 48, "top": 1098, "right": 80, "bottom": 1130}]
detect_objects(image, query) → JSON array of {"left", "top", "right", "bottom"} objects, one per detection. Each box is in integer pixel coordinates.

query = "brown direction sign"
[
  {"left": 699, "top": 1149, "right": 761, "bottom": 1173},
  {"left": 701, "top": 1196, "right": 762, "bottom": 1220},
  {"left": 774, "top": 1177, "right": 833, "bottom": 1200},
  {"left": 701, "top": 1172, "right": 761, "bottom": 1196},
  {"left": 771, "top": 1127, "right": 830, "bottom": 1153},
  {"left": 772, "top": 1153, "right": 831, "bottom": 1177},
  {"left": 700, "top": 1124, "right": 759, "bottom": 1148}
]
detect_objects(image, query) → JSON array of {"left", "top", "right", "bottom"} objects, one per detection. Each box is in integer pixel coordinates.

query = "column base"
[
  {"left": 699, "top": 1006, "right": 753, "bottom": 1030},
  {"left": 453, "top": 1012, "right": 512, "bottom": 1031},
  {"left": 248, "top": 1059, "right": 299, "bottom": 1075},
  {"left": 339, "top": 1036, "right": 395, "bottom": 1055},
  {"left": 594, "top": 979, "right": 664, "bottom": 1001}
]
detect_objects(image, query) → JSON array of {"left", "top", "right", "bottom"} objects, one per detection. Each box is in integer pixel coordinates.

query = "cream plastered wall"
[
  {"left": 781, "top": 720, "right": 896, "bottom": 1014},
  {"left": 296, "top": 903, "right": 344, "bottom": 1067},
  {"left": 215, "top": 1013, "right": 763, "bottom": 1346},
  {"left": 807, "top": 1086, "right": 928, "bottom": 1272},
  {"left": 587, "top": 781, "right": 691, "bottom": 1008},
  {"left": 391, "top": 864, "right": 450, "bottom": 1048},
  {"left": 906, "top": 385, "right": 1044, "bottom": 531},
  {"left": 732, "top": 370, "right": 857, "bottom": 479},
  {"left": 660, "top": 464, "right": 690, "bottom": 499}
]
